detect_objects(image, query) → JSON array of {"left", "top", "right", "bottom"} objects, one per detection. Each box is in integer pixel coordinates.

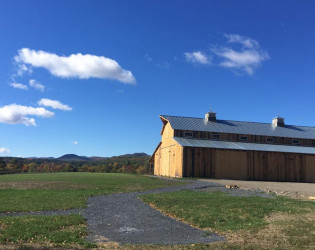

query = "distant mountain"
[
  {"left": 26, "top": 157, "right": 55, "bottom": 160},
  {"left": 57, "top": 154, "right": 91, "bottom": 161},
  {"left": 115, "top": 153, "right": 149, "bottom": 158},
  {"left": 55, "top": 153, "right": 149, "bottom": 161},
  {"left": 89, "top": 156, "right": 108, "bottom": 161}
]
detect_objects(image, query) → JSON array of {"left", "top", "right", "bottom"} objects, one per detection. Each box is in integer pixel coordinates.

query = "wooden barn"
[{"left": 149, "top": 112, "right": 315, "bottom": 182}]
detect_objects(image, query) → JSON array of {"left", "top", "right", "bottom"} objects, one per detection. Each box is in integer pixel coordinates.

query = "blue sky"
[{"left": 0, "top": 0, "right": 315, "bottom": 157}]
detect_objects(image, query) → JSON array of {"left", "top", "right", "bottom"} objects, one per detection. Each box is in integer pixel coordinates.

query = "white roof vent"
[
  {"left": 272, "top": 116, "right": 285, "bottom": 127},
  {"left": 205, "top": 111, "right": 216, "bottom": 122}
]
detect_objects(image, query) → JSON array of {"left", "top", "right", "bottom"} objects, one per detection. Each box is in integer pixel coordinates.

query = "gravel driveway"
[
  {"left": 84, "top": 181, "right": 225, "bottom": 245},
  {"left": 200, "top": 179, "right": 315, "bottom": 199}
]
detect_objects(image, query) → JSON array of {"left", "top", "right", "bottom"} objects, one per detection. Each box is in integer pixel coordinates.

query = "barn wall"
[
  {"left": 305, "top": 155, "right": 315, "bottom": 182},
  {"left": 162, "top": 123, "right": 174, "bottom": 146},
  {"left": 154, "top": 144, "right": 183, "bottom": 178},
  {"left": 153, "top": 145, "right": 161, "bottom": 176},
  {"left": 154, "top": 123, "right": 183, "bottom": 178},
  {"left": 182, "top": 147, "right": 315, "bottom": 182}
]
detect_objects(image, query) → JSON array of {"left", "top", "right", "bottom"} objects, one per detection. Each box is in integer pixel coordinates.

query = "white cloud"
[
  {"left": 0, "top": 147, "right": 10, "bottom": 154},
  {"left": 184, "top": 51, "right": 211, "bottom": 65},
  {"left": 29, "top": 79, "right": 45, "bottom": 92},
  {"left": 15, "top": 48, "right": 136, "bottom": 84},
  {"left": 16, "top": 64, "right": 32, "bottom": 76},
  {"left": 38, "top": 98, "right": 72, "bottom": 111},
  {"left": 0, "top": 104, "right": 54, "bottom": 126},
  {"left": 224, "top": 34, "right": 259, "bottom": 49},
  {"left": 211, "top": 34, "right": 269, "bottom": 75},
  {"left": 10, "top": 82, "right": 28, "bottom": 90},
  {"left": 73, "top": 141, "right": 78, "bottom": 145}
]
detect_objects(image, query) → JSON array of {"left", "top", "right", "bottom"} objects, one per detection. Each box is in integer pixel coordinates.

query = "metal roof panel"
[
  {"left": 174, "top": 137, "right": 315, "bottom": 155},
  {"left": 161, "top": 115, "right": 315, "bottom": 139}
]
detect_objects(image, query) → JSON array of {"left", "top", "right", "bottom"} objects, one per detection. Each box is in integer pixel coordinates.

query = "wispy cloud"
[
  {"left": 10, "top": 82, "right": 28, "bottom": 90},
  {"left": 184, "top": 51, "right": 211, "bottom": 65},
  {"left": 156, "top": 61, "right": 170, "bottom": 69},
  {"left": 72, "top": 141, "right": 78, "bottom": 145},
  {"left": 211, "top": 34, "right": 269, "bottom": 75},
  {"left": 16, "top": 64, "right": 32, "bottom": 77},
  {"left": 0, "top": 147, "right": 10, "bottom": 154},
  {"left": 38, "top": 98, "right": 72, "bottom": 111},
  {"left": 14, "top": 48, "right": 136, "bottom": 84},
  {"left": 144, "top": 54, "right": 153, "bottom": 62},
  {"left": 0, "top": 104, "right": 54, "bottom": 126},
  {"left": 29, "top": 79, "right": 45, "bottom": 92},
  {"left": 224, "top": 34, "right": 259, "bottom": 49}
]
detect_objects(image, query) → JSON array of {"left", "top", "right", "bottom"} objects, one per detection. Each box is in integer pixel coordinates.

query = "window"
[
  {"left": 184, "top": 132, "right": 193, "bottom": 137},
  {"left": 212, "top": 133, "right": 220, "bottom": 140},
  {"left": 239, "top": 136, "right": 248, "bottom": 142},
  {"left": 266, "top": 137, "right": 275, "bottom": 143},
  {"left": 292, "top": 139, "right": 300, "bottom": 145}
]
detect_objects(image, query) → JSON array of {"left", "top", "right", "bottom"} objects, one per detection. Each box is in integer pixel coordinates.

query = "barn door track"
[{"left": 85, "top": 180, "right": 225, "bottom": 245}]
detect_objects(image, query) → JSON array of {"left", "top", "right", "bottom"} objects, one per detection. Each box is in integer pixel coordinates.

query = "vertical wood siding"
[
  {"left": 153, "top": 123, "right": 183, "bottom": 178},
  {"left": 182, "top": 147, "right": 315, "bottom": 182}
]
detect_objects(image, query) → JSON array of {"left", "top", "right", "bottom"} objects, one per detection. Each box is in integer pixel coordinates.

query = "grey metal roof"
[
  {"left": 174, "top": 137, "right": 315, "bottom": 155},
  {"left": 161, "top": 115, "right": 315, "bottom": 140}
]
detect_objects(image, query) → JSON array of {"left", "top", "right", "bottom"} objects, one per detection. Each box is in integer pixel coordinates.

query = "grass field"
[
  {"left": 0, "top": 214, "right": 93, "bottom": 248},
  {"left": 1, "top": 173, "right": 314, "bottom": 249},
  {"left": 141, "top": 190, "right": 315, "bottom": 249},
  {"left": 0, "top": 172, "right": 180, "bottom": 212},
  {"left": 0, "top": 173, "right": 182, "bottom": 249}
]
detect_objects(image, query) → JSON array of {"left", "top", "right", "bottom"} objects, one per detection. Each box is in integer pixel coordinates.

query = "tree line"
[{"left": 0, "top": 156, "right": 152, "bottom": 175}]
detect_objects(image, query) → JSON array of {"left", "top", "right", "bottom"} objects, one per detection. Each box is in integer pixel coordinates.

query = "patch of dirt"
[
  {"left": 59, "top": 224, "right": 85, "bottom": 232},
  {"left": 122, "top": 183, "right": 145, "bottom": 192},
  {"left": 200, "top": 179, "right": 315, "bottom": 200},
  {"left": 91, "top": 235, "right": 119, "bottom": 249},
  {"left": 0, "top": 244, "right": 16, "bottom": 250},
  {"left": 0, "top": 181, "right": 92, "bottom": 190},
  {"left": 204, "top": 212, "right": 315, "bottom": 249},
  {"left": 0, "top": 243, "right": 79, "bottom": 249},
  {"left": 0, "top": 221, "right": 6, "bottom": 230},
  {"left": 0, "top": 241, "right": 94, "bottom": 250}
]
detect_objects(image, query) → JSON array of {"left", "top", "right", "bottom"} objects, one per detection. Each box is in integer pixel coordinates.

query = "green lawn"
[
  {"left": 0, "top": 173, "right": 183, "bottom": 249},
  {"left": 0, "top": 172, "right": 182, "bottom": 212},
  {"left": 0, "top": 214, "right": 93, "bottom": 248},
  {"left": 141, "top": 190, "right": 315, "bottom": 249},
  {"left": 3, "top": 173, "right": 313, "bottom": 249}
]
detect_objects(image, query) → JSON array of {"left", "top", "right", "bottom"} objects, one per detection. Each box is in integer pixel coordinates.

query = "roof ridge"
[{"left": 160, "top": 114, "right": 315, "bottom": 129}]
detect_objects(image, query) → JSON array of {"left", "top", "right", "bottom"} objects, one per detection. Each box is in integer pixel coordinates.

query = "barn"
[{"left": 149, "top": 111, "right": 315, "bottom": 182}]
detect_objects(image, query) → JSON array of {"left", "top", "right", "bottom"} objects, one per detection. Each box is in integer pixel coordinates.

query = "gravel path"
[
  {"left": 200, "top": 179, "right": 315, "bottom": 199},
  {"left": 84, "top": 181, "right": 224, "bottom": 245}
]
